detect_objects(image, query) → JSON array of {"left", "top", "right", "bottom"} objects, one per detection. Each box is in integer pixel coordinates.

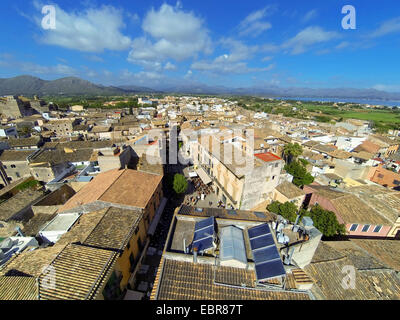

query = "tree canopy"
[
  {"left": 267, "top": 201, "right": 298, "bottom": 223},
  {"left": 283, "top": 143, "right": 303, "bottom": 163},
  {"left": 308, "top": 205, "right": 346, "bottom": 237},
  {"left": 173, "top": 173, "right": 188, "bottom": 195},
  {"left": 284, "top": 160, "right": 314, "bottom": 187}
]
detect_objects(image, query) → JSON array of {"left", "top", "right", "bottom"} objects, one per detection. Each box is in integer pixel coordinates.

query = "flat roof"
[
  {"left": 40, "top": 213, "right": 80, "bottom": 232},
  {"left": 254, "top": 152, "right": 281, "bottom": 162}
]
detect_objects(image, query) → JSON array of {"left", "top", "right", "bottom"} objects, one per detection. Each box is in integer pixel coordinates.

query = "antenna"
[{"left": 15, "top": 227, "right": 24, "bottom": 237}]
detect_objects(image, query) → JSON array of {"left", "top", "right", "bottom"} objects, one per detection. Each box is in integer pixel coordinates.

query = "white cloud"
[
  {"left": 302, "top": 9, "right": 318, "bottom": 23},
  {"left": 184, "top": 70, "right": 193, "bottom": 79},
  {"left": 238, "top": 7, "right": 272, "bottom": 37},
  {"left": 335, "top": 41, "right": 350, "bottom": 50},
  {"left": 373, "top": 84, "right": 400, "bottom": 92},
  {"left": 164, "top": 62, "right": 177, "bottom": 71},
  {"left": 191, "top": 38, "right": 274, "bottom": 75},
  {"left": 128, "top": 3, "right": 212, "bottom": 65},
  {"left": 370, "top": 17, "right": 400, "bottom": 38},
  {"left": 33, "top": 2, "right": 132, "bottom": 52},
  {"left": 261, "top": 56, "right": 273, "bottom": 62},
  {"left": 282, "top": 26, "right": 340, "bottom": 54}
]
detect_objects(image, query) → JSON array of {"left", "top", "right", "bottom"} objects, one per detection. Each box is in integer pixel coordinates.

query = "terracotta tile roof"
[
  {"left": 0, "top": 276, "right": 38, "bottom": 300},
  {"left": 0, "top": 189, "right": 44, "bottom": 222},
  {"left": 59, "top": 169, "right": 162, "bottom": 212},
  {"left": 99, "top": 170, "right": 162, "bottom": 209},
  {"left": 305, "top": 241, "right": 400, "bottom": 300},
  {"left": 38, "top": 243, "right": 118, "bottom": 300},
  {"left": 351, "top": 239, "right": 400, "bottom": 272},
  {"left": 59, "top": 169, "right": 124, "bottom": 212},
  {"left": 353, "top": 140, "right": 380, "bottom": 154},
  {"left": 153, "top": 259, "right": 310, "bottom": 300},
  {"left": 275, "top": 181, "right": 305, "bottom": 199},
  {"left": 0, "top": 150, "right": 35, "bottom": 162},
  {"left": 83, "top": 207, "right": 141, "bottom": 251}
]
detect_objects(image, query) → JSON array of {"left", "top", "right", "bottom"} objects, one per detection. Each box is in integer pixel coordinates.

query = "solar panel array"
[
  {"left": 192, "top": 217, "right": 215, "bottom": 253},
  {"left": 248, "top": 223, "right": 286, "bottom": 282}
]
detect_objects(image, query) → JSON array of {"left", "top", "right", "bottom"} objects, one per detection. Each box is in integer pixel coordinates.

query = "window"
[
  {"left": 373, "top": 225, "right": 382, "bottom": 233},
  {"left": 11, "top": 165, "right": 16, "bottom": 168},
  {"left": 15, "top": 172, "right": 20, "bottom": 178},
  {"left": 361, "top": 225, "right": 370, "bottom": 232},
  {"left": 393, "top": 180, "right": 400, "bottom": 186},
  {"left": 272, "top": 176, "right": 276, "bottom": 180},
  {"left": 275, "top": 163, "right": 279, "bottom": 168},
  {"left": 349, "top": 224, "right": 358, "bottom": 232},
  {"left": 129, "top": 253, "right": 135, "bottom": 272}
]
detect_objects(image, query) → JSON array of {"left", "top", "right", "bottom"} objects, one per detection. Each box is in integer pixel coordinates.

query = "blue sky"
[{"left": 0, "top": 0, "right": 400, "bottom": 91}]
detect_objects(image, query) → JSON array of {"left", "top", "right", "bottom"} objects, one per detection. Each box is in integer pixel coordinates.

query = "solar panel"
[
  {"left": 253, "top": 211, "right": 266, "bottom": 218},
  {"left": 193, "top": 225, "right": 214, "bottom": 242},
  {"left": 192, "top": 217, "right": 215, "bottom": 253},
  {"left": 247, "top": 224, "right": 286, "bottom": 281},
  {"left": 250, "top": 234, "right": 274, "bottom": 250},
  {"left": 193, "top": 237, "right": 214, "bottom": 252},
  {"left": 255, "top": 260, "right": 286, "bottom": 281},
  {"left": 195, "top": 217, "right": 214, "bottom": 231},
  {"left": 253, "top": 246, "right": 280, "bottom": 264},
  {"left": 248, "top": 224, "right": 271, "bottom": 239}
]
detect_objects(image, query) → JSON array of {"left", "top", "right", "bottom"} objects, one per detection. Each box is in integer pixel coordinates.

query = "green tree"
[
  {"left": 267, "top": 201, "right": 298, "bottom": 223},
  {"left": 173, "top": 174, "right": 188, "bottom": 194},
  {"left": 308, "top": 204, "right": 346, "bottom": 237},
  {"left": 284, "top": 161, "right": 314, "bottom": 187},
  {"left": 283, "top": 143, "right": 303, "bottom": 164}
]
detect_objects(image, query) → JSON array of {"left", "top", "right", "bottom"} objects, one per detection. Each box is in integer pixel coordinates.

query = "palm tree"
[{"left": 283, "top": 143, "right": 303, "bottom": 164}]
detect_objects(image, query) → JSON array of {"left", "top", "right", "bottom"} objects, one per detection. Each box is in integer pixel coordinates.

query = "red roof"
[{"left": 254, "top": 152, "right": 281, "bottom": 162}]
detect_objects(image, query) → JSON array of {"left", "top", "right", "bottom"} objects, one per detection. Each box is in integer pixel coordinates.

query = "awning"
[{"left": 195, "top": 167, "right": 212, "bottom": 185}]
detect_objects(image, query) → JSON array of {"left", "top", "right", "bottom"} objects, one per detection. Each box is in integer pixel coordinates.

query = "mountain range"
[{"left": 1, "top": 75, "right": 400, "bottom": 102}]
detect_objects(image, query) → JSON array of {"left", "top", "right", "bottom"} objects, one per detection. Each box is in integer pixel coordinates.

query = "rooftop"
[
  {"left": 305, "top": 241, "right": 400, "bottom": 300},
  {"left": 153, "top": 258, "right": 310, "bottom": 300},
  {"left": 0, "top": 150, "right": 35, "bottom": 162},
  {"left": 0, "top": 189, "right": 44, "bottom": 222},
  {"left": 254, "top": 152, "right": 282, "bottom": 163},
  {"left": 275, "top": 181, "right": 305, "bottom": 199},
  {"left": 38, "top": 243, "right": 118, "bottom": 300},
  {"left": 59, "top": 169, "right": 162, "bottom": 212}
]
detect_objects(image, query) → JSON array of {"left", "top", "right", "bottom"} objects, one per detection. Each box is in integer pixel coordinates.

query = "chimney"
[{"left": 193, "top": 246, "right": 198, "bottom": 263}]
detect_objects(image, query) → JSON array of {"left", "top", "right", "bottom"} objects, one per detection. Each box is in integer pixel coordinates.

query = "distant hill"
[
  {"left": 0, "top": 75, "right": 155, "bottom": 96},
  {"left": 1, "top": 75, "right": 400, "bottom": 103}
]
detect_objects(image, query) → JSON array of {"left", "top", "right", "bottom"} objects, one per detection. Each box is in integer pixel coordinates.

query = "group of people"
[
  {"left": 192, "top": 177, "right": 213, "bottom": 195},
  {"left": 183, "top": 177, "right": 215, "bottom": 206}
]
